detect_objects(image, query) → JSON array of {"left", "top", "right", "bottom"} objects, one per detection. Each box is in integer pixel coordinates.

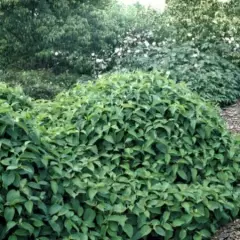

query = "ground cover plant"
[{"left": 1, "top": 72, "right": 240, "bottom": 239}]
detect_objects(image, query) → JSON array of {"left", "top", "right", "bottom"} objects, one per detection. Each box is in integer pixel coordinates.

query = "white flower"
[
  {"left": 144, "top": 54, "right": 148, "bottom": 58},
  {"left": 152, "top": 42, "right": 156, "bottom": 46},
  {"left": 236, "top": 44, "right": 240, "bottom": 48},
  {"left": 54, "top": 52, "right": 59, "bottom": 56},
  {"left": 96, "top": 59, "right": 103, "bottom": 63},
  {"left": 115, "top": 48, "right": 120, "bottom": 53},
  {"left": 91, "top": 53, "right": 95, "bottom": 56},
  {"left": 187, "top": 33, "right": 192, "bottom": 37},
  {"left": 135, "top": 49, "right": 141, "bottom": 54},
  {"left": 127, "top": 50, "right": 131, "bottom": 53},
  {"left": 117, "top": 52, "right": 121, "bottom": 56},
  {"left": 144, "top": 40, "right": 150, "bottom": 47}
]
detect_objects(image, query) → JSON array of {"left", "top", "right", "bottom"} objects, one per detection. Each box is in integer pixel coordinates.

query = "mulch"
[
  {"left": 211, "top": 100, "right": 240, "bottom": 239},
  {"left": 221, "top": 100, "right": 240, "bottom": 133},
  {"left": 212, "top": 219, "right": 240, "bottom": 240}
]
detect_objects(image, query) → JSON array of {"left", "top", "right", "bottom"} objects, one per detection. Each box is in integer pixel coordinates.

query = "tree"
[{"left": 0, "top": 0, "right": 120, "bottom": 73}]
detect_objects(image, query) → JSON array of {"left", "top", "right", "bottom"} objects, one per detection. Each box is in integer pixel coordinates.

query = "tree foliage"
[{"left": 0, "top": 0, "right": 126, "bottom": 73}]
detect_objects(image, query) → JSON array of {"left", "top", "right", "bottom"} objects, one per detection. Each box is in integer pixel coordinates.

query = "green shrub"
[
  {"left": 0, "top": 83, "right": 31, "bottom": 111},
  {"left": 3, "top": 71, "right": 236, "bottom": 240},
  {"left": 0, "top": 70, "right": 79, "bottom": 99},
  {"left": 112, "top": 41, "right": 240, "bottom": 105}
]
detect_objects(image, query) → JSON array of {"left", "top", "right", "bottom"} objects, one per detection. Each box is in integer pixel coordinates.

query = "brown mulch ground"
[
  {"left": 212, "top": 219, "right": 240, "bottom": 240},
  {"left": 211, "top": 101, "right": 240, "bottom": 239},
  {"left": 221, "top": 100, "right": 240, "bottom": 133}
]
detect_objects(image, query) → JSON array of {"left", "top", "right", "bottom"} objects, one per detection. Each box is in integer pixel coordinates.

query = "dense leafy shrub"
[
  {"left": 109, "top": 38, "right": 240, "bottom": 105},
  {"left": 0, "top": 100, "right": 55, "bottom": 240},
  {"left": 2, "top": 72, "right": 236, "bottom": 239},
  {"left": 0, "top": 83, "right": 31, "bottom": 110}
]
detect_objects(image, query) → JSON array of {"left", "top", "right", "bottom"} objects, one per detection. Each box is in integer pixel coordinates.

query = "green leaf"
[
  {"left": 133, "top": 225, "right": 152, "bottom": 240},
  {"left": 20, "top": 222, "right": 34, "bottom": 234},
  {"left": 179, "top": 229, "right": 187, "bottom": 239},
  {"left": 49, "top": 204, "right": 62, "bottom": 215},
  {"left": 162, "top": 211, "right": 170, "bottom": 222},
  {"left": 2, "top": 171, "right": 15, "bottom": 187},
  {"left": 163, "top": 223, "right": 173, "bottom": 231},
  {"left": 193, "top": 233, "right": 202, "bottom": 240},
  {"left": 24, "top": 201, "right": 33, "bottom": 214},
  {"left": 6, "top": 190, "right": 24, "bottom": 205},
  {"left": 4, "top": 207, "right": 15, "bottom": 221},
  {"left": 88, "top": 188, "right": 97, "bottom": 200},
  {"left": 200, "top": 229, "right": 211, "bottom": 238},
  {"left": 104, "top": 135, "right": 115, "bottom": 144},
  {"left": 182, "top": 202, "right": 191, "bottom": 213},
  {"left": 50, "top": 181, "right": 58, "bottom": 194},
  {"left": 155, "top": 226, "right": 165, "bottom": 236},
  {"left": 83, "top": 208, "right": 96, "bottom": 223},
  {"left": 172, "top": 219, "right": 185, "bottom": 227},
  {"left": 6, "top": 221, "right": 17, "bottom": 231},
  {"left": 108, "top": 215, "right": 127, "bottom": 227},
  {"left": 64, "top": 219, "right": 72, "bottom": 233},
  {"left": 8, "top": 236, "right": 17, "bottom": 240},
  {"left": 178, "top": 169, "right": 188, "bottom": 180},
  {"left": 123, "top": 224, "right": 133, "bottom": 238}
]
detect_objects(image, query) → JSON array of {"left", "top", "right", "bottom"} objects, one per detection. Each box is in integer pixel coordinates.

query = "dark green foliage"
[
  {"left": 0, "top": 0, "right": 151, "bottom": 74},
  {"left": 112, "top": 42, "right": 240, "bottom": 105},
  {"left": 1, "top": 72, "right": 239, "bottom": 239},
  {"left": 0, "top": 70, "right": 80, "bottom": 99}
]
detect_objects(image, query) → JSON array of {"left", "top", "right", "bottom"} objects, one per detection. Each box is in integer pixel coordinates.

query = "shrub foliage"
[
  {"left": 1, "top": 72, "right": 240, "bottom": 239},
  {"left": 109, "top": 38, "right": 240, "bottom": 105}
]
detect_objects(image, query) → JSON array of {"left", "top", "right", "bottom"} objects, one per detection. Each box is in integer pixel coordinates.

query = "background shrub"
[
  {"left": 1, "top": 72, "right": 238, "bottom": 239},
  {"left": 0, "top": 70, "right": 80, "bottom": 99},
  {"left": 110, "top": 40, "right": 240, "bottom": 105}
]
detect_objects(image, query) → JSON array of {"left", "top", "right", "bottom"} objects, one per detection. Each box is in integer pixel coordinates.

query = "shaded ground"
[
  {"left": 211, "top": 101, "right": 240, "bottom": 239},
  {"left": 212, "top": 219, "right": 240, "bottom": 240},
  {"left": 221, "top": 100, "right": 240, "bottom": 133}
]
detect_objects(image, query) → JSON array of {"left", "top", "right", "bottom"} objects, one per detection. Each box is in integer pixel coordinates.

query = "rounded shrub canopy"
[{"left": 1, "top": 72, "right": 240, "bottom": 239}]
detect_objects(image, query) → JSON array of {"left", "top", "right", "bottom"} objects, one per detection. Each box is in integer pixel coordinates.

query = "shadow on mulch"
[
  {"left": 221, "top": 100, "right": 240, "bottom": 133},
  {"left": 211, "top": 219, "right": 240, "bottom": 240}
]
